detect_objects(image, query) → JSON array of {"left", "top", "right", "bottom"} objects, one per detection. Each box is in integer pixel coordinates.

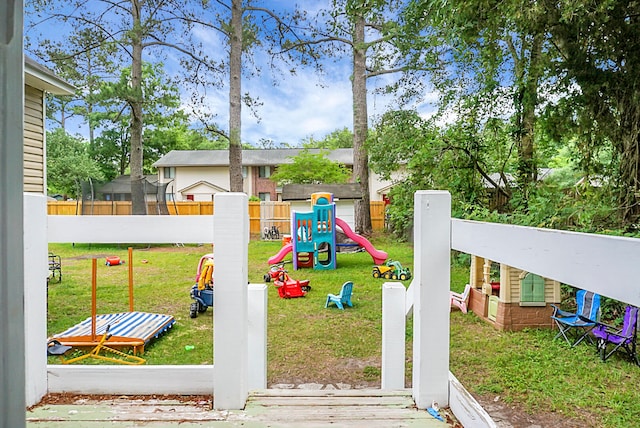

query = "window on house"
[
  {"left": 186, "top": 194, "right": 194, "bottom": 201},
  {"left": 163, "top": 167, "right": 175, "bottom": 179},
  {"left": 259, "top": 166, "right": 271, "bottom": 178},
  {"left": 520, "top": 273, "right": 545, "bottom": 305},
  {"left": 242, "top": 166, "right": 248, "bottom": 178},
  {"left": 259, "top": 192, "right": 271, "bottom": 201}
]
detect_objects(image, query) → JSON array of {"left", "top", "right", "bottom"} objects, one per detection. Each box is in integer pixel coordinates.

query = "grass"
[{"left": 46, "top": 238, "right": 640, "bottom": 427}]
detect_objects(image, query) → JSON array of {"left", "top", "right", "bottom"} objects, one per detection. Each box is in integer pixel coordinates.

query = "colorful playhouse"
[
  {"left": 467, "top": 256, "right": 561, "bottom": 331},
  {"left": 268, "top": 192, "right": 387, "bottom": 269}
]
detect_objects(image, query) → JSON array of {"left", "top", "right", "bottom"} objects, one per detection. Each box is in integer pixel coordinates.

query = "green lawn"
[{"left": 46, "top": 238, "right": 640, "bottom": 427}]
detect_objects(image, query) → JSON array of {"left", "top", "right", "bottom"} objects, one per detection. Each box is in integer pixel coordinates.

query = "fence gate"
[{"left": 259, "top": 202, "right": 290, "bottom": 241}]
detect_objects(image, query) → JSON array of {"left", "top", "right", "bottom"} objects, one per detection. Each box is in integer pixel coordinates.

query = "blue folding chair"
[
  {"left": 325, "top": 281, "right": 353, "bottom": 310},
  {"left": 551, "top": 289, "right": 600, "bottom": 347},
  {"left": 593, "top": 305, "right": 639, "bottom": 365}
]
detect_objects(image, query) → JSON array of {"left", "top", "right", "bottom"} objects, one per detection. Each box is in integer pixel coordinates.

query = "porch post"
[
  {"left": 24, "top": 195, "right": 49, "bottom": 406},
  {"left": 381, "top": 282, "right": 406, "bottom": 389},
  {"left": 213, "top": 193, "right": 249, "bottom": 410},
  {"left": 0, "top": 1, "right": 26, "bottom": 426},
  {"left": 248, "top": 283, "right": 267, "bottom": 390},
  {"left": 412, "top": 191, "right": 450, "bottom": 408}
]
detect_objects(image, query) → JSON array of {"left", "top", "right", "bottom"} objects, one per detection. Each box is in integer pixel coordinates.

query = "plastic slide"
[
  {"left": 335, "top": 217, "right": 388, "bottom": 265},
  {"left": 268, "top": 243, "right": 293, "bottom": 265}
]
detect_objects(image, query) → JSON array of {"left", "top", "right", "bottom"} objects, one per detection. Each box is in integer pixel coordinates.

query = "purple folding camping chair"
[{"left": 592, "top": 305, "right": 639, "bottom": 366}]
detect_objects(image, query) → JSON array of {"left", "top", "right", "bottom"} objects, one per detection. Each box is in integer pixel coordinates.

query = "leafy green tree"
[
  {"left": 302, "top": 128, "right": 353, "bottom": 149},
  {"left": 183, "top": 0, "right": 314, "bottom": 193},
  {"left": 30, "top": 27, "right": 119, "bottom": 143},
  {"left": 28, "top": 0, "right": 217, "bottom": 214},
  {"left": 89, "top": 63, "right": 191, "bottom": 179},
  {"left": 400, "top": 0, "right": 552, "bottom": 207},
  {"left": 270, "top": 150, "right": 351, "bottom": 186},
  {"left": 369, "top": 109, "right": 518, "bottom": 235},
  {"left": 542, "top": 0, "right": 640, "bottom": 225},
  {"left": 46, "top": 128, "right": 103, "bottom": 198},
  {"left": 285, "top": 0, "right": 424, "bottom": 235}
]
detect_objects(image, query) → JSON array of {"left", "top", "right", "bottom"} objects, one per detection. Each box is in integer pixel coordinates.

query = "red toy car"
[{"left": 264, "top": 263, "right": 310, "bottom": 298}]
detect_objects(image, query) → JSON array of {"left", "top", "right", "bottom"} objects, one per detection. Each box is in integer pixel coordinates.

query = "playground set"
[
  {"left": 50, "top": 248, "right": 175, "bottom": 355},
  {"left": 267, "top": 192, "right": 388, "bottom": 270}
]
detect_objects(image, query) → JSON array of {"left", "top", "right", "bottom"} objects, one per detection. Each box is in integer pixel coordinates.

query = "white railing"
[
  {"left": 25, "top": 193, "right": 265, "bottom": 410},
  {"left": 381, "top": 191, "right": 640, "bottom": 428}
]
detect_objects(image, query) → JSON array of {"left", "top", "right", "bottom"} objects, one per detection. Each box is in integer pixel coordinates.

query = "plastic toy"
[
  {"left": 372, "top": 260, "right": 411, "bottom": 281},
  {"left": 189, "top": 254, "right": 214, "bottom": 318},
  {"left": 267, "top": 192, "right": 388, "bottom": 270},
  {"left": 264, "top": 263, "right": 310, "bottom": 298},
  {"left": 105, "top": 256, "right": 124, "bottom": 266}
]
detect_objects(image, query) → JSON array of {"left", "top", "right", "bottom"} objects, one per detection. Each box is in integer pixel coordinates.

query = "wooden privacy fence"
[{"left": 47, "top": 200, "right": 387, "bottom": 234}]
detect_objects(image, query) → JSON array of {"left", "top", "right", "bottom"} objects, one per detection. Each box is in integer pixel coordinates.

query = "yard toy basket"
[{"left": 189, "top": 253, "right": 214, "bottom": 318}]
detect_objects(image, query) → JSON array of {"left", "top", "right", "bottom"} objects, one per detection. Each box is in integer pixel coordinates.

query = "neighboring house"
[
  {"left": 23, "top": 56, "right": 75, "bottom": 194},
  {"left": 153, "top": 148, "right": 395, "bottom": 202},
  {"left": 94, "top": 174, "right": 163, "bottom": 201}
]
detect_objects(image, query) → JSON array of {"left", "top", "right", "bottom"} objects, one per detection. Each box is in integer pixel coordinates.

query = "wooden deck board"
[{"left": 26, "top": 389, "right": 449, "bottom": 427}]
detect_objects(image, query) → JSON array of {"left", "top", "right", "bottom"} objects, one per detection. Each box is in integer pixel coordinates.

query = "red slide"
[
  {"left": 335, "top": 217, "right": 388, "bottom": 265},
  {"left": 268, "top": 243, "right": 293, "bottom": 265}
]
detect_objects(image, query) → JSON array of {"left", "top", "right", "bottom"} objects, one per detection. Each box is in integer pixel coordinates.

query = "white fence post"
[
  {"left": 213, "top": 193, "right": 249, "bottom": 410},
  {"left": 248, "top": 283, "right": 267, "bottom": 390},
  {"left": 412, "top": 191, "right": 450, "bottom": 409},
  {"left": 381, "top": 282, "right": 406, "bottom": 390},
  {"left": 24, "top": 195, "right": 49, "bottom": 406}
]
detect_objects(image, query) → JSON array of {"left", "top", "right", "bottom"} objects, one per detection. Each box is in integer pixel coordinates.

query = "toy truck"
[{"left": 372, "top": 260, "right": 411, "bottom": 281}]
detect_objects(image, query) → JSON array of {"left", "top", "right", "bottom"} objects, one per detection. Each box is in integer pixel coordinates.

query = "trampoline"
[{"left": 51, "top": 248, "right": 175, "bottom": 355}]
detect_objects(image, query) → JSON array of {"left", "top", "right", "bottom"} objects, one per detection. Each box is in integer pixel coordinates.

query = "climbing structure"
[
  {"left": 292, "top": 192, "right": 337, "bottom": 270},
  {"left": 269, "top": 192, "right": 387, "bottom": 270}
]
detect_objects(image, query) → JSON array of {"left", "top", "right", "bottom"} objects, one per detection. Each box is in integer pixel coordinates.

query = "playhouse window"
[{"left": 520, "top": 273, "right": 545, "bottom": 306}]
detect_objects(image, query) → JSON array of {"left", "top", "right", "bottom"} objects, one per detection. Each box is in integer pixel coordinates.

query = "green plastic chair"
[{"left": 325, "top": 281, "right": 354, "bottom": 310}]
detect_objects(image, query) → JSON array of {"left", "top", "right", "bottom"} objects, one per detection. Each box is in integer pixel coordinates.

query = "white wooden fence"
[
  {"left": 380, "top": 191, "right": 640, "bottom": 427},
  {"left": 12, "top": 189, "right": 640, "bottom": 428}
]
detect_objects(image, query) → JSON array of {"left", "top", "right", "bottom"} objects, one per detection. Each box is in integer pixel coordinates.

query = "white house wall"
[
  {"left": 172, "top": 166, "right": 229, "bottom": 201},
  {"left": 166, "top": 166, "right": 253, "bottom": 200},
  {"left": 369, "top": 168, "right": 407, "bottom": 201}
]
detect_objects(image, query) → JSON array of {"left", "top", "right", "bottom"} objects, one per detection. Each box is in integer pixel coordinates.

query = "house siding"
[
  {"left": 171, "top": 166, "right": 229, "bottom": 201},
  {"left": 24, "top": 85, "right": 45, "bottom": 194}
]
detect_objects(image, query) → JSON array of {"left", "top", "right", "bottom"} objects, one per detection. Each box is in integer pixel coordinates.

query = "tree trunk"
[
  {"left": 514, "top": 34, "right": 542, "bottom": 203},
  {"left": 617, "top": 103, "right": 640, "bottom": 223},
  {"left": 129, "top": 0, "right": 146, "bottom": 214},
  {"left": 352, "top": 15, "right": 372, "bottom": 235},
  {"left": 228, "top": 0, "right": 244, "bottom": 193}
]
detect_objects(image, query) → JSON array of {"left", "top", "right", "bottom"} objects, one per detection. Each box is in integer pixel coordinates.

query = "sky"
[{"left": 24, "top": 0, "right": 437, "bottom": 147}]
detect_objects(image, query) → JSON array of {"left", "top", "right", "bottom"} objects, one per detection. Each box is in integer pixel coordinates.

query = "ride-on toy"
[
  {"left": 189, "top": 254, "right": 214, "bottom": 318},
  {"left": 372, "top": 259, "right": 412, "bottom": 281},
  {"left": 264, "top": 263, "right": 310, "bottom": 298}
]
